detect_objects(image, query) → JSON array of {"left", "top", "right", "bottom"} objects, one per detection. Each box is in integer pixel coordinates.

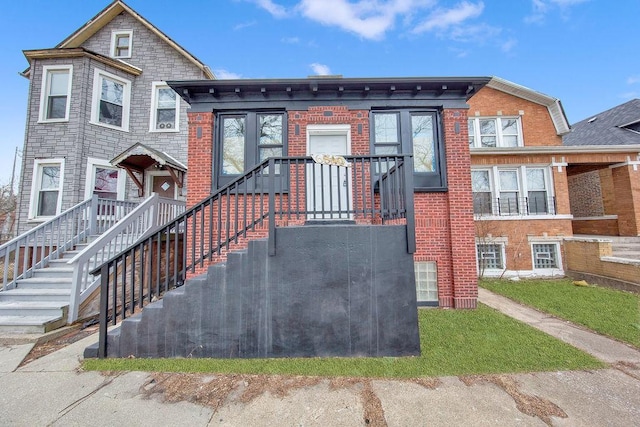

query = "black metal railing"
[
  {"left": 473, "top": 195, "right": 557, "bottom": 216},
  {"left": 94, "top": 154, "right": 415, "bottom": 358}
]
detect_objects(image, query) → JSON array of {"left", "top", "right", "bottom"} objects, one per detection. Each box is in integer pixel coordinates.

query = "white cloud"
[
  {"left": 213, "top": 69, "right": 242, "bottom": 79},
  {"left": 234, "top": 20, "right": 257, "bottom": 30},
  {"left": 310, "top": 63, "right": 332, "bottom": 75},
  {"left": 413, "top": 1, "right": 484, "bottom": 33},
  {"left": 525, "top": 0, "right": 589, "bottom": 24},
  {"left": 627, "top": 76, "right": 640, "bottom": 85},
  {"left": 448, "top": 22, "right": 500, "bottom": 43},
  {"left": 281, "top": 36, "right": 301, "bottom": 44},
  {"left": 297, "top": 0, "right": 436, "bottom": 40},
  {"left": 252, "top": 0, "right": 288, "bottom": 18},
  {"left": 501, "top": 38, "right": 517, "bottom": 53}
]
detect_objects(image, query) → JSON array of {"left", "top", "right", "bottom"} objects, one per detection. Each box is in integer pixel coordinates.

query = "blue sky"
[{"left": 1, "top": 0, "right": 639, "bottom": 186}]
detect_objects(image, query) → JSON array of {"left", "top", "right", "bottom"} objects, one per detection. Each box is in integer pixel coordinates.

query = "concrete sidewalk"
[{"left": 0, "top": 292, "right": 639, "bottom": 426}]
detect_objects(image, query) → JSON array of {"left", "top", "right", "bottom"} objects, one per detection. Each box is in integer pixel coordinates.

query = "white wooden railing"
[
  {"left": 0, "top": 196, "right": 137, "bottom": 291},
  {"left": 67, "top": 194, "right": 185, "bottom": 322}
]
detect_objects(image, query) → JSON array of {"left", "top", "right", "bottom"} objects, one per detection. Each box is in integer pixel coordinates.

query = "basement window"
[
  {"left": 414, "top": 261, "right": 438, "bottom": 305},
  {"left": 532, "top": 243, "right": 561, "bottom": 270}
]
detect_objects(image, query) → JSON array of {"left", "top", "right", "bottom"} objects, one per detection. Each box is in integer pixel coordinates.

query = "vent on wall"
[{"left": 158, "top": 122, "right": 173, "bottom": 129}]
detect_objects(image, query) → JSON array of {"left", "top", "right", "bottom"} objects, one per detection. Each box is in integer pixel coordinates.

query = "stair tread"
[
  {"left": 1, "top": 288, "right": 71, "bottom": 295},
  {"left": 0, "top": 301, "right": 69, "bottom": 309},
  {"left": 16, "top": 277, "right": 73, "bottom": 284},
  {"left": 0, "top": 315, "right": 64, "bottom": 325}
]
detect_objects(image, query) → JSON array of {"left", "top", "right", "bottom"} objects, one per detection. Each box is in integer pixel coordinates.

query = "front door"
[
  {"left": 151, "top": 174, "right": 176, "bottom": 199},
  {"left": 307, "top": 131, "right": 351, "bottom": 219}
]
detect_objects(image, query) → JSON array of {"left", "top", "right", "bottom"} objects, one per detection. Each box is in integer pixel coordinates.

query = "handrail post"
[
  {"left": 402, "top": 155, "right": 416, "bottom": 254},
  {"left": 89, "top": 194, "right": 99, "bottom": 236},
  {"left": 268, "top": 159, "right": 276, "bottom": 256},
  {"left": 97, "top": 263, "right": 109, "bottom": 358}
]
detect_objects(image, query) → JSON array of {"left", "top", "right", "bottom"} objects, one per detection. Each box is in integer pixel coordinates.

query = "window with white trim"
[
  {"left": 84, "top": 158, "right": 125, "bottom": 200},
  {"left": 90, "top": 69, "right": 131, "bottom": 131},
  {"left": 469, "top": 117, "right": 522, "bottom": 148},
  {"left": 414, "top": 262, "right": 438, "bottom": 304},
  {"left": 150, "top": 82, "right": 179, "bottom": 132},
  {"left": 471, "top": 166, "right": 554, "bottom": 216},
  {"left": 532, "top": 243, "right": 560, "bottom": 269},
  {"left": 29, "top": 159, "right": 65, "bottom": 219},
  {"left": 110, "top": 30, "right": 133, "bottom": 58},
  {"left": 476, "top": 243, "right": 505, "bottom": 271},
  {"left": 38, "top": 65, "right": 72, "bottom": 122}
]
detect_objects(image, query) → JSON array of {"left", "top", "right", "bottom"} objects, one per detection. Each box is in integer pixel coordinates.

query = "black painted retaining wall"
[{"left": 95, "top": 224, "right": 421, "bottom": 358}]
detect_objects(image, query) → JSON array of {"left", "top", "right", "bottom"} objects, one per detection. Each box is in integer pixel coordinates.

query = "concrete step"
[
  {"left": 14, "top": 277, "right": 72, "bottom": 290},
  {"left": 0, "top": 301, "right": 68, "bottom": 317},
  {"left": 0, "top": 314, "right": 66, "bottom": 334},
  {"left": 0, "top": 288, "right": 71, "bottom": 302}
]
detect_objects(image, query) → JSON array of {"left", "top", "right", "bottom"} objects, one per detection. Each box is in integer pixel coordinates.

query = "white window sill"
[
  {"left": 149, "top": 128, "right": 179, "bottom": 133},
  {"left": 37, "top": 118, "right": 69, "bottom": 124},
  {"left": 90, "top": 120, "right": 129, "bottom": 132},
  {"left": 474, "top": 214, "right": 573, "bottom": 221}
]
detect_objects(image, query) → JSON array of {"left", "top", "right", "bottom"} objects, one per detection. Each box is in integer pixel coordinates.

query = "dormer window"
[{"left": 111, "top": 30, "right": 133, "bottom": 58}]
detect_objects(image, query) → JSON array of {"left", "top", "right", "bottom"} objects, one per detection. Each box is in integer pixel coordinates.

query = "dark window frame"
[
  {"left": 370, "top": 109, "right": 446, "bottom": 191},
  {"left": 214, "top": 111, "right": 287, "bottom": 190}
]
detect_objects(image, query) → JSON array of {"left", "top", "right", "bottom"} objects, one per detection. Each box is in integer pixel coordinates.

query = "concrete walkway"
[{"left": 0, "top": 292, "right": 638, "bottom": 426}]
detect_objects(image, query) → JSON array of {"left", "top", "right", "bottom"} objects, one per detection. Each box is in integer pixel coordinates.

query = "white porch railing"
[
  {"left": 67, "top": 194, "right": 185, "bottom": 322},
  {"left": 0, "top": 196, "right": 137, "bottom": 291}
]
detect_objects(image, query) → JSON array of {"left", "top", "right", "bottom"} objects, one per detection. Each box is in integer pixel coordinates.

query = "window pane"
[
  {"left": 259, "top": 146, "right": 282, "bottom": 161},
  {"left": 40, "top": 166, "right": 60, "bottom": 190},
  {"left": 526, "top": 169, "right": 546, "bottom": 190},
  {"left": 468, "top": 120, "right": 475, "bottom": 146},
  {"left": 222, "top": 117, "right": 245, "bottom": 175},
  {"left": 499, "top": 170, "right": 518, "bottom": 191},
  {"left": 374, "top": 145, "right": 399, "bottom": 155},
  {"left": 471, "top": 170, "right": 490, "bottom": 191},
  {"left": 99, "top": 101, "right": 123, "bottom": 126},
  {"left": 528, "top": 191, "right": 548, "bottom": 214},
  {"left": 473, "top": 193, "right": 493, "bottom": 215},
  {"left": 47, "top": 96, "right": 67, "bottom": 119},
  {"left": 156, "top": 109, "right": 176, "bottom": 128},
  {"left": 94, "top": 167, "right": 118, "bottom": 193},
  {"left": 49, "top": 72, "right": 68, "bottom": 96},
  {"left": 477, "top": 244, "right": 504, "bottom": 270},
  {"left": 259, "top": 115, "right": 283, "bottom": 145},
  {"left": 38, "top": 191, "right": 59, "bottom": 216},
  {"left": 501, "top": 135, "right": 518, "bottom": 147},
  {"left": 157, "top": 88, "right": 176, "bottom": 108},
  {"left": 412, "top": 114, "right": 435, "bottom": 172},
  {"left": 117, "top": 35, "right": 129, "bottom": 47},
  {"left": 533, "top": 244, "right": 558, "bottom": 269},
  {"left": 101, "top": 78, "right": 123, "bottom": 105},
  {"left": 414, "top": 261, "right": 438, "bottom": 302},
  {"left": 480, "top": 119, "right": 496, "bottom": 147},
  {"left": 374, "top": 113, "right": 398, "bottom": 143},
  {"left": 499, "top": 192, "right": 519, "bottom": 214},
  {"left": 501, "top": 118, "right": 518, "bottom": 134}
]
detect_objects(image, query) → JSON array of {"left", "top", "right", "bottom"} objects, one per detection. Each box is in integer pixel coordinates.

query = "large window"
[
  {"left": 469, "top": 117, "right": 522, "bottom": 148},
  {"left": 29, "top": 158, "right": 65, "bottom": 219},
  {"left": 91, "top": 69, "right": 131, "bottom": 131},
  {"left": 472, "top": 166, "right": 554, "bottom": 216},
  {"left": 110, "top": 30, "right": 133, "bottom": 58},
  {"left": 38, "top": 65, "right": 72, "bottom": 122},
  {"left": 150, "top": 82, "right": 179, "bottom": 132},
  {"left": 371, "top": 110, "right": 444, "bottom": 190},
  {"left": 216, "top": 112, "right": 285, "bottom": 187}
]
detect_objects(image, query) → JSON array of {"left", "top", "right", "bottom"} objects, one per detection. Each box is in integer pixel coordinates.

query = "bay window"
[
  {"left": 90, "top": 69, "right": 131, "bottom": 131},
  {"left": 39, "top": 65, "right": 72, "bottom": 122}
]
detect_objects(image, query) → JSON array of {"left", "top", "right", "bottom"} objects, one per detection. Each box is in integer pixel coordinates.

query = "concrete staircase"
[
  {"left": 0, "top": 240, "right": 100, "bottom": 334},
  {"left": 610, "top": 236, "right": 640, "bottom": 261}
]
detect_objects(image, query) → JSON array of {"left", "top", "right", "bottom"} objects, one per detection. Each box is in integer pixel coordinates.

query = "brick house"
[
  {"left": 15, "top": 0, "right": 213, "bottom": 235},
  {"left": 168, "top": 76, "right": 490, "bottom": 309},
  {"left": 468, "top": 79, "right": 640, "bottom": 279},
  {"left": 563, "top": 99, "right": 640, "bottom": 237}
]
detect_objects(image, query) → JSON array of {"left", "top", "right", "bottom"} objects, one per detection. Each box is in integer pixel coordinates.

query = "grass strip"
[
  {"left": 481, "top": 278, "right": 640, "bottom": 348},
  {"left": 84, "top": 304, "right": 603, "bottom": 377}
]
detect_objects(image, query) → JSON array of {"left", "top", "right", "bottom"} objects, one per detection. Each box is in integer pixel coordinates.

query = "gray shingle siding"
[{"left": 17, "top": 11, "right": 208, "bottom": 234}]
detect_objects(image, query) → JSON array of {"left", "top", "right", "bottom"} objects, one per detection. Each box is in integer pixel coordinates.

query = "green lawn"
[
  {"left": 481, "top": 278, "right": 640, "bottom": 348},
  {"left": 83, "top": 304, "right": 604, "bottom": 377}
]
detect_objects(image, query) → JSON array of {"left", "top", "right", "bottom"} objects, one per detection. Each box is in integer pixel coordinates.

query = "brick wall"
[
  {"left": 565, "top": 238, "right": 640, "bottom": 285},
  {"left": 185, "top": 105, "right": 479, "bottom": 308},
  {"left": 612, "top": 164, "right": 640, "bottom": 236},
  {"left": 568, "top": 171, "right": 605, "bottom": 217},
  {"left": 468, "top": 86, "right": 562, "bottom": 146}
]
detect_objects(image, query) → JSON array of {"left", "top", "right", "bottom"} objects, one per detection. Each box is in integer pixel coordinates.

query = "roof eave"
[
  {"left": 22, "top": 48, "right": 143, "bottom": 76},
  {"left": 471, "top": 145, "right": 640, "bottom": 156},
  {"left": 487, "top": 76, "right": 571, "bottom": 136}
]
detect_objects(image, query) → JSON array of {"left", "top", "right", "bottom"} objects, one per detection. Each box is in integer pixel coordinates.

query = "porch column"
[
  {"left": 444, "top": 109, "right": 478, "bottom": 309},
  {"left": 611, "top": 163, "right": 640, "bottom": 236},
  {"left": 186, "top": 112, "right": 214, "bottom": 209}
]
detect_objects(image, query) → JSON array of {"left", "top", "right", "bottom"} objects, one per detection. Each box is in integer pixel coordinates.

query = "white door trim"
[
  {"left": 146, "top": 170, "right": 179, "bottom": 199},
  {"left": 306, "top": 124, "right": 352, "bottom": 155}
]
